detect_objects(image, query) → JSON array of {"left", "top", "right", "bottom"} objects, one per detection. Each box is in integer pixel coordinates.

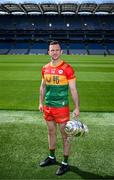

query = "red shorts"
[{"left": 43, "top": 106, "right": 70, "bottom": 123}]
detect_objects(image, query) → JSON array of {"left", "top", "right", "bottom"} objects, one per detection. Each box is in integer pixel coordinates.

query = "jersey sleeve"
[
  {"left": 65, "top": 64, "right": 76, "bottom": 81},
  {"left": 41, "top": 67, "right": 45, "bottom": 80}
]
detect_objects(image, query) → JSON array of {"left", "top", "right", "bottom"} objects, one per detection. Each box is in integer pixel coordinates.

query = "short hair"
[{"left": 49, "top": 41, "right": 60, "bottom": 46}]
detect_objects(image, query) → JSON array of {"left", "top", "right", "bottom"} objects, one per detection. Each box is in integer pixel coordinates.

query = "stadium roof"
[{"left": 0, "top": 1, "right": 114, "bottom": 15}]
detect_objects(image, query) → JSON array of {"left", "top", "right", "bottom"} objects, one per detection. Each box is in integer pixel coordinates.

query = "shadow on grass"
[{"left": 70, "top": 165, "right": 114, "bottom": 179}]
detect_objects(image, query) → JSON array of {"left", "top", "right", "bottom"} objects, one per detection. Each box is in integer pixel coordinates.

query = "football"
[{"left": 64, "top": 120, "right": 89, "bottom": 137}]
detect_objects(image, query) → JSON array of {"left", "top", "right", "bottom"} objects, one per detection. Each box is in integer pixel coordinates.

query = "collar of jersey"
[{"left": 50, "top": 60, "right": 64, "bottom": 68}]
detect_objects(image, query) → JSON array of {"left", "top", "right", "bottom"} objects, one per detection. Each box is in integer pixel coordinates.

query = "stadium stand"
[
  {"left": 0, "top": 2, "right": 114, "bottom": 55},
  {"left": 69, "top": 43, "right": 87, "bottom": 55},
  {"left": 107, "top": 43, "right": 114, "bottom": 55},
  {"left": 0, "top": 42, "right": 11, "bottom": 54},
  {"left": 29, "top": 43, "right": 48, "bottom": 54},
  {"left": 9, "top": 42, "right": 29, "bottom": 54},
  {"left": 87, "top": 43, "right": 107, "bottom": 55}
]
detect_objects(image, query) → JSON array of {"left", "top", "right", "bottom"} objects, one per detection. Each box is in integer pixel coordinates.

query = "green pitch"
[
  {"left": 0, "top": 110, "right": 114, "bottom": 179},
  {"left": 0, "top": 54, "right": 114, "bottom": 111}
]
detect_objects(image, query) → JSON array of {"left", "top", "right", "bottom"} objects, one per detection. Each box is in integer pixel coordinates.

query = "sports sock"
[
  {"left": 63, "top": 155, "right": 68, "bottom": 164},
  {"left": 49, "top": 149, "right": 55, "bottom": 158}
]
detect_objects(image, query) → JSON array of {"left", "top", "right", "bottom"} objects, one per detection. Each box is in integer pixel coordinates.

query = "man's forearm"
[
  {"left": 39, "top": 86, "right": 45, "bottom": 105},
  {"left": 71, "top": 89, "right": 80, "bottom": 117},
  {"left": 71, "top": 89, "right": 79, "bottom": 109}
]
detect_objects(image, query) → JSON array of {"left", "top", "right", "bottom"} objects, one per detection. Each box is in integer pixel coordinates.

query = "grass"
[
  {"left": 0, "top": 54, "right": 114, "bottom": 111},
  {"left": 0, "top": 110, "right": 114, "bottom": 179}
]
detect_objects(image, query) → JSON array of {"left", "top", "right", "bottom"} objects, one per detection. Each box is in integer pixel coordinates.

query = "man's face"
[{"left": 48, "top": 44, "right": 62, "bottom": 61}]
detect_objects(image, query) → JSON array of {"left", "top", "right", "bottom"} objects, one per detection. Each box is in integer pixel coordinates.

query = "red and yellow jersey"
[{"left": 42, "top": 60, "right": 76, "bottom": 107}]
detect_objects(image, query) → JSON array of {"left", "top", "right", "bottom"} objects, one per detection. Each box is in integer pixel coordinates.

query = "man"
[{"left": 39, "top": 41, "right": 79, "bottom": 176}]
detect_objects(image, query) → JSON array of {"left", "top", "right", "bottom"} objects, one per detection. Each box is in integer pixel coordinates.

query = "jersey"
[{"left": 42, "top": 60, "right": 76, "bottom": 107}]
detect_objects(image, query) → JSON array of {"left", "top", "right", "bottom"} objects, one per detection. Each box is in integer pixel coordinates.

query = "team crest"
[{"left": 58, "top": 69, "right": 63, "bottom": 74}]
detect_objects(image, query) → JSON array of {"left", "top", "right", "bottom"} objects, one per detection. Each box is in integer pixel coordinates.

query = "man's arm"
[
  {"left": 39, "top": 79, "right": 46, "bottom": 112},
  {"left": 68, "top": 79, "right": 79, "bottom": 118}
]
